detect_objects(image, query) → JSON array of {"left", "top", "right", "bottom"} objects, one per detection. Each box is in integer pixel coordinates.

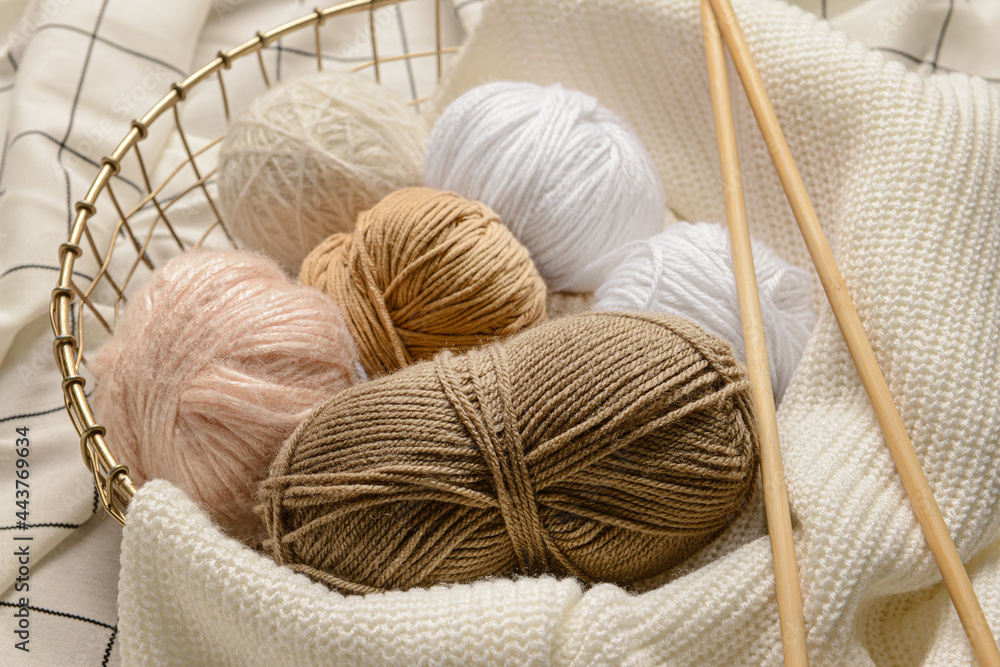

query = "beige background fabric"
[
  {"left": 453, "top": 0, "right": 1000, "bottom": 83},
  {"left": 1, "top": 0, "right": 998, "bottom": 664}
]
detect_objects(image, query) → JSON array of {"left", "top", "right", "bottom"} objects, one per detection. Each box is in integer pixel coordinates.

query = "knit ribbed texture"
[
  {"left": 299, "top": 187, "right": 547, "bottom": 377},
  {"left": 121, "top": 480, "right": 585, "bottom": 666},
  {"left": 258, "top": 311, "right": 758, "bottom": 594},
  {"left": 118, "top": 1, "right": 1000, "bottom": 664}
]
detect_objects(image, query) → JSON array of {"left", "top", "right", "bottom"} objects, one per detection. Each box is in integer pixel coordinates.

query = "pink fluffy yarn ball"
[{"left": 90, "top": 250, "right": 364, "bottom": 540}]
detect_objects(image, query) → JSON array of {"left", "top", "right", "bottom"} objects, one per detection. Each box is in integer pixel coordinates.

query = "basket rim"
[{"left": 50, "top": 0, "right": 449, "bottom": 525}]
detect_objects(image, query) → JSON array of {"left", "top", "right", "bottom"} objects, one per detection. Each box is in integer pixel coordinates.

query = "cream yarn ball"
[
  {"left": 217, "top": 70, "right": 428, "bottom": 273},
  {"left": 593, "top": 222, "right": 815, "bottom": 404},
  {"left": 424, "top": 81, "right": 665, "bottom": 292}
]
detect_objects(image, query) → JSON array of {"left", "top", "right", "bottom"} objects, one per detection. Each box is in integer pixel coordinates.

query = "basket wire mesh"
[{"left": 49, "top": 0, "right": 461, "bottom": 525}]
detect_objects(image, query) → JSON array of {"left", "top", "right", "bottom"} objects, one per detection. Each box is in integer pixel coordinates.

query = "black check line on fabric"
[
  {"left": 0, "top": 160, "right": 239, "bottom": 287},
  {"left": 102, "top": 625, "right": 118, "bottom": 666},
  {"left": 0, "top": 600, "right": 119, "bottom": 664},
  {"left": 0, "top": 271, "right": 90, "bottom": 355},
  {"left": 0, "top": 600, "right": 114, "bottom": 629},
  {"left": 276, "top": 39, "right": 283, "bottom": 81},
  {"left": 871, "top": 47, "right": 999, "bottom": 83},
  {"left": 0, "top": 389, "right": 94, "bottom": 424},
  {"left": 394, "top": 5, "right": 420, "bottom": 106},
  {"left": 0, "top": 129, "right": 8, "bottom": 188},
  {"left": 270, "top": 41, "right": 374, "bottom": 65},
  {"left": 262, "top": 21, "right": 443, "bottom": 88},
  {"left": 931, "top": 0, "right": 954, "bottom": 71},
  {"left": 0, "top": 522, "right": 82, "bottom": 530},
  {"left": 35, "top": 24, "right": 185, "bottom": 77},
  {"left": 250, "top": 0, "right": 438, "bottom": 87},
  {"left": 0, "top": 130, "right": 145, "bottom": 197},
  {"left": 58, "top": 0, "right": 111, "bottom": 235},
  {"left": 261, "top": 40, "right": 402, "bottom": 86},
  {"left": 0, "top": 264, "right": 95, "bottom": 283}
]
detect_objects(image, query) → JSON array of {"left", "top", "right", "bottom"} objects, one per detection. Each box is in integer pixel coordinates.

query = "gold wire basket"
[{"left": 49, "top": 0, "right": 462, "bottom": 525}]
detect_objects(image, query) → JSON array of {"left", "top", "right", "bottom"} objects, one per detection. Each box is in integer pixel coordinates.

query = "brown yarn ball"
[
  {"left": 299, "top": 187, "right": 548, "bottom": 377},
  {"left": 258, "top": 311, "right": 759, "bottom": 594}
]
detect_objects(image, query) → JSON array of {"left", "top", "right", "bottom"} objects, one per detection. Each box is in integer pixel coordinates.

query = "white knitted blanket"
[{"left": 118, "top": 0, "right": 1000, "bottom": 664}]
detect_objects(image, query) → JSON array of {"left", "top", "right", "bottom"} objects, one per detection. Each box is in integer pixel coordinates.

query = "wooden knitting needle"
[
  {"left": 705, "top": 0, "right": 1000, "bottom": 664},
  {"left": 700, "top": 3, "right": 809, "bottom": 664}
]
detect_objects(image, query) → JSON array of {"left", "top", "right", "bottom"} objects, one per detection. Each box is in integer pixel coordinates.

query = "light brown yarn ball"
[
  {"left": 258, "top": 311, "right": 759, "bottom": 594},
  {"left": 299, "top": 187, "right": 548, "bottom": 377},
  {"left": 217, "top": 70, "right": 428, "bottom": 273}
]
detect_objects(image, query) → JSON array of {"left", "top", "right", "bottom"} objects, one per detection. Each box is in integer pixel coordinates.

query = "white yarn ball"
[
  {"left": 218, "top": 70, "right": 428, "bottom": 273},
  {"left": 424, "top": 81, "right": 665, "bottom": 292},
  {"left": 593, "top": 222, "right": 815, "bottom": 404}
]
